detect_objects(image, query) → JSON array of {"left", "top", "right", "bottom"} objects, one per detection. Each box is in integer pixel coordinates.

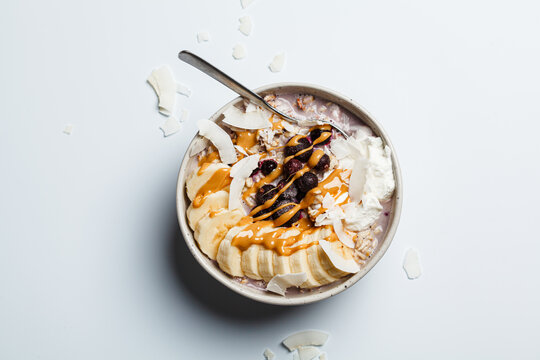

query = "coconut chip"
[
  {"left": 297, "top": 346, "right": 322, "bottom": 360},
  {"left": 159, "top": 116, "right": 182, "bottom": 137},
  {"left": 269, "top": 53, "right": 286, "bottom": 72},
  {"left": 197, "top": 119, "right": 237, "bottom": 164},
  {"left": 232, "top": 44, "right": 247, "bottom": 60},
  {"left": 176, "top": 83, "right": 192, "bottom": 97},
  {"left": 63, "top": 124, "right": 73, "bottom": 135},
  {"left": 190, "top": 137, "right": 210, "bottom": 156},
  {"left": 349, "top": 158, "right": 367, "bottom": 203},
  {"left": 282, "top": 330, "right": 329, "bottom": 351},
  {"left": 197, "top": 31, "right": 210, "bottom": 43},
  {"left": 238, "top": 16, "right": 252, "bottom": 36},
  {"left": 229, "top": 154, "right": 260, "bottom": 210},
  {"left": 240, "top": 0, "right": 253, "bottom": 8},
  {"left": 332, "top": 220, "right": 355, "bottom": 248},
  {"left": 266, "top": 273, "right": 307, "bottom": 296},
  {"left": 147, "top": 65, "right": 176, "bottom": 116},
  {"left": 263, "top": 348, "right": 275, "bottom": 360},
  {"left": 319, "top": 240, "right": 360, "bottom": 273},
  {"left": 403, "top": 248, "right": 422, "bottom": 279},
  {"left": 222, "top": 105, "right": 271, "bottom": 130},
  {"left": 235, "top": 145, "right": 248, "bottom": 156}
]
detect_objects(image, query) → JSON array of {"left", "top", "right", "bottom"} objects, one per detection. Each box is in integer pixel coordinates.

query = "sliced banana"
[
  {"left": 306, "top": 244, "right": 341, "bottom": 285},
  {"left": 186, "top": 162, "right": 229, "bottom": 201},
  {"left": 194, "top": 209, "right": 243, "bottom": 260},
  {"left": 289, "top": 248, "right": 322, "bottom": 288},
  {"left": 186, "top": 190, "right": 229, "bottom": 230},
  {"left": 258, "top": 249, "right": 275, "bottom": 282},
  {"left": 273, "top": 253, "right": 292, "bottom": 276},
  {"left": 241, "top": 244, "right": 263, "bottom": 280},
  {"left": 317, "top": 240, "right": 356, "bottom": 278},
  {"left": 217, "top": 227, "right": 246, "bottom": 277}
]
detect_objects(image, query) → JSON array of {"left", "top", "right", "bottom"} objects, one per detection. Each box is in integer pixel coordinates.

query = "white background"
[{"left": 1, "top": 0, "right": 539, "bottom": 359}]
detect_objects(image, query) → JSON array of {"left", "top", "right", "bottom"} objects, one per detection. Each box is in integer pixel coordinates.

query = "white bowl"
[{"left": 176, "top": 83, "right": 403, "bottom": 306}]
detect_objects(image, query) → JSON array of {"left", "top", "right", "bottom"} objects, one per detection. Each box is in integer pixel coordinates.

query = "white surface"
[{"left": 0, "top": 0, "right": 539, "bottom": 359}]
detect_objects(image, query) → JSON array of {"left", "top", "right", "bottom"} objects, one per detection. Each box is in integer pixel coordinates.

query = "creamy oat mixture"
[{"left": 185, "top": 93, "right": 395, "bottom": 294}]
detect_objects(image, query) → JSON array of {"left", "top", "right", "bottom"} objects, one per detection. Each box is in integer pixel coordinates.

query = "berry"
[
  {"left": 310, "top": 128, "right": 332, "bottom": 145},
  {"left": 278, "top": 183, "right": 298, "bottom": 202},
  {"left": 295, "top": 172, "right": 319, "bottom": 193},
  {"left": 314, "top": 154, "right": 330, "bottom": 172},
  {"left": 285, "top": 137, "right": 313, "bottom": 162},
  {"left": 255, "top": 185, "right": 278, "bottom": 205},
  {"left": 260, "top": 159, "right": 278, "bottom": 176},
  {"left": 272, "top": 200, "right": 300, "bottom": 227},
  {"left": 283, "top": 158, "right": 304, "bottom": 177}
]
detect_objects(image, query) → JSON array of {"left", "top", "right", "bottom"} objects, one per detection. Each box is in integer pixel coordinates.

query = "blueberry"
[
  {"left": 272, "top": 200, "right": 300, "bottom": 227},
  {"left": 295, "top": 172, "right": 318, "bottom": 193},
  {"left": 283, "top": 158, "right": 304, "bottom": 177},
  {"left": 314, "top": 154, "right": 330, "bottom": 172},
  {"left": 310, "top": 128, "right": 332, "bottom": 145},
  {"left": 260, "top": 159, "right": 277, "bottom": 176},
  {"left": 255, "top": 184, "right": 278, "bottom": 205},
  {"left": 278, "top": 183, "right": 298, "bottom": 202},
  {"left": 285, "top": 137, "right": 313, "bottom": 162}
]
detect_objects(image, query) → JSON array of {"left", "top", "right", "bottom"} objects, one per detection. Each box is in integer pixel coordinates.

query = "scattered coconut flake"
[
  {"left": 159, "top": 116, "right": 182, "bottom": 137},
  {"left": 176, "top": 83, "right": 192, "bottom": 97},
  {"left": 229, "top": 154, "right": 260, "bottom": 210},
  {"left": 179, "top": 108, "right": 189, "bottom": 122},
  {"left": 190, "top": 137, "right": 210, "bottom": 156},
  {"left": 197, "top": 119, "right": 237, "bottom": 164},
  {"left": 282, "top": 330, "right": 329, "bottom": 351},
  {"left": 266, "top": 273, "right": 307, "bottom": 296},
  {"left": 297, "top": 346, "right": 322, "bottom": 360},
  {"left": 330, "top": 138, "right": 351, "bottom": 159},
  {"left": 222, "top": 105, "right": 271, "bottom": 130},
  {"left": 321, "top": 193, "right": 335, "bottom": 209},
  {"left": 240, "top": 0, "right": 253, "bottom": 8},
  {"left": 63, "top": 124, "right": 73, "bottom": 135},
  {"left": 332, "top": 220, "right": 355, "bottom": 248},
  {"left": 281, "top": 120, "right": 298, "bottom": 133},
  {"left": 263, "top": 348, "right": 275, "bottom": 360},
  {"left": 147, "top": 65, "right": 176, "bottom": 116},
  {"left": 197, "top": 31, "right": 210, "bottom": 43},
  {"left": 269, "top": 53, "right": 286, "bottom": 72},
  {"left": 238, "top": 16, "right": 252, "bottom": 36},
  {"left": 235, "top": 145, "right": 248, "bottom": 156},
  {"left": 319, "top": 240, "right": 360, "bottom": 273},
  {"left": 292, "top": 350, "right": 300, "bottom": 360},
  {"left": 319, "top": 353, "right": 327, "bottom": 360},
  {"left": 349, "top": 158, "right": 367, "bottom": 203},
  {"left": 403, "top": 248, "right": 422, "bottom": 279},
  {"left": 232, "top": 44, "right": 247, "bottom": 60}
]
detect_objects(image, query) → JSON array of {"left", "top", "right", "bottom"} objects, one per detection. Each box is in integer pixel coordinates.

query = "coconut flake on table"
[
  {"left": 147, "top": 65, "right": 176, "bottom": 116},
  {"left": 282, "top": 330, "right": 329, "bottom": 351},
  {"left": 63, "top": 124, "right": 73, "bottom": 135},
  {"left": 159, "top": 116, "right": 182, "bottom": 137},
  {"left": 197, "top": 119, "right": 237, "bottom": 164},
  {"left": 263, "top": 348, "right": 275, "bottom": 360},
  {"left": 240, "top": 0, "right": 254, "bottom": 8},
  {"left": 238, "top": 16, "right": 252, "bottom": 36},
  {"left": 403, "top": 248, "right": 422, "bottom": 279},
  {"left": 319, "top": 240, "right": 360, "bottom": 273},
  {"left": 222, "top": 105, "right": 271, "bottom": 130},
  {"left": 197, "top": 31, "right": 210, "bottom": 43},
  {"left": 269, "top": 53, "right": 286, "bottom": 72},
  {"left": 189, "top": 137, "right": 210, "bottom": 156},
  {"left": 297, "top": 346, "right": 322, "bottom": 360},
  {"left": 229, "top": 154, "right": 260, "bottom": 211},
  {"left": 176, "top": 82, "right": 192, "bottom": 97},
  {"left": 266, "top": 272, "right": 307, "bottom": 296},
  {"left": 232, "top": 44, "right": 247, "bottom": 60}
]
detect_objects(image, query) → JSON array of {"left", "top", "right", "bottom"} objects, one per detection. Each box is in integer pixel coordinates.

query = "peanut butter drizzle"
[
  {"left": 193, "top": 168, "right": 232, "bottom": 208},
  {"left": 235, "top": 130, "right": 258, "bottom": 151},
  {"left": 197, "top": 151, "right": 220, "bottom": 175},
  {"left": 308, "top": 149, "right": 325, "bottom": 168},
  {"left": 242, "top": 164, "right": 283, "bottom": 199},
  {"left": 252, "top": 201, "right": 296, "bottom": 221},
  {"left": 283, "top": 131, "right": 331, "bottom": 163}
]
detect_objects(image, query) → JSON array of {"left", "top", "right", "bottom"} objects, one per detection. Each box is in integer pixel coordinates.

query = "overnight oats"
[{"left": 185, "top": 93, "right": 395, "bottom": 295}]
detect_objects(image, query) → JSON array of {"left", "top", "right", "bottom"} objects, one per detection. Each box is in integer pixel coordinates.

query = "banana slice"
[
  {"left": 217, "top": 227, "right": 246, "bottom": 277},
  {"left": 241, "top": 244, "right": 263, "bottom": 280},
  {"left": 186, "top": 162, "right": 229, "bottom": 201},
  {"left": 317, "top": 240, "right": 356, "bottom": 278},
  {"left": 194, "top": 209, "right": 243, "bottom": 260},
  {"left": 289, "top": 248, "right": 322, "bottom": 288},
  {"left": 273, "top": 253, "right": 292, "bottom": 276},
  {"left": 306, "top": 244, "right": 342, "bottom": 285},
  {"left": 258, "top": 249, "right": 275, "bottom": 282},
  {"left": 186, "top": 190, "right": 229, "bottom": 230}
]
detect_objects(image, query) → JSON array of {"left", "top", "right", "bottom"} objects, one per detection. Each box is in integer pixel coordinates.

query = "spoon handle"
[{"left": 178, "top": 50, "right": 270, "bottom": 110}]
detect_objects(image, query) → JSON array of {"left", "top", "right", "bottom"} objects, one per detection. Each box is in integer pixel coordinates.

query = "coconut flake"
[
  {"left": 321, "top": 193, "right": 335, "bottom": 209},
  {"left": 263, "top": 348, "right": 275, "bottom": 360},
  {"left": 63, "top": 124, "right": 73, "bottom": 135},
  {"left": 298, "top": 346, "right": 322, "bottom": 360},
  {"left": 197, "top": 31, "right": 210, "bottom": 43},
  {"left": 319, "top": 353, "right": 327, "bottom": 360},
  {"left": 332, "top": 220, "right": 355, "bottom": 248},
  {"left": 222, "top": 105, "right": 271, "bottom": 130},
  {"left": 176, "top": 83, "right": 192, "bottom": 97},
  {"left": 190, "top": 137, "right": 210, "bottom": 156},
  {"left": 235, "top": 145, "right": 248, "bottom": 156},
  {"left": 229, "top": 154, "right": 260, "bottom": 210},
  {"left": 403, "top": 248, "right": 422, "bottom": 279},
  {"left": 240, "top": 0, "right": 253, "bottom": 8},
  {"left": 197, "top": 119, "right": 237, "bottom": 164},
  {"left": 319, "top": 240, "right": 360, "bottom": 273},
  {"left": 349, "top": 158, "right": 367, "bottom": 203},
  {"left": 159, "top": 116, "right": 181, "bottom": 137},
  {"left": 282, "top": 330, "right": 329, "bottom": 351},
  {"left": 269, "top": 53, "right": 286, "bottom": 72},
  {"left": 147, "top": 65, "right": 176, "bottom": 116},
  {"left": 232, "top": 44, "right": 246, "bottom": 60},
  {"left": 238, "top": 16, "right": 252, "bottom": 36},
  {"left": 266, "top": 273, "right": 307, "bottom": 296}
]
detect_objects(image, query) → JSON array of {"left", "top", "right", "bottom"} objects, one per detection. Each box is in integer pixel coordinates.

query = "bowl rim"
[{"left": 176, "top": 82, "right": 403, "bottom": 306}]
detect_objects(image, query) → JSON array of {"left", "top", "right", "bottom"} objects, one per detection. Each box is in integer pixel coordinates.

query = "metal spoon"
[{"left": 178, "top": 50, "right": 349, "bottom": 138}]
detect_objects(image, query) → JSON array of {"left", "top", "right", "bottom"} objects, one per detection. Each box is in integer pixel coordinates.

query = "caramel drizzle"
[{"left": 193, "top": 168, "right": 232, "bottom": 208}]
